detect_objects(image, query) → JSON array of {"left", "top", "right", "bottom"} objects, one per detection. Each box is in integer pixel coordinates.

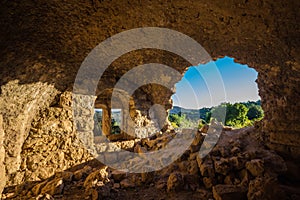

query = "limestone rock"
[
  {"left": 203, "top": 177, "right": 215, "bottom": 189},
  {"left": 167, "top": 172, "right": 184, "bottom": 192},
  {"left": 214, "top": 158, "right": 231, "bottom": 176},
  {"left": 212, "top": 184, "right": 247, "bottom": 200},
  {"left": 83, "top": 166, "right": 109, "bottom": 190},
  {"left": 40, "top": 178, "right": 64, "bottom": 196},
  {"left": 184, "top": 174, "right": 200, "bottom": 191},
  {"left": 55, "top": 171, "right": 74, "bottom": 182},
  {"left": 0, "top": 0, "right": 299, "bottom": 198},
  {"left": 197, "top": 157, "right": 215, "bottom": 177},
  {"left": 73, "top": 166, "right": 92, "bottom": 181},
  {"left": 246, "top": 159, "right": 264, "bottom": 177},
  {"left": 0, "top": 115, "right": 6, "bottom": 198},
  {"left": 1, "top": 81, "right": 58, "bottom": 185},
  {"left": 120, "top": 179, "right": 135, "bottom": 188},
  {"left": 247, "top": 176, "right": 285, "bottom": 200},
  {"left": 111, "top": 170, "right": 127, "bottom": 182},
  {"left": 155, "top": 178, "right": 167, "bottom": 190},
  {"left": 35, "top": 193, "right": 55, "bottom": 200},
  {"left": 31, "top": 181, "right": 48, "bottom": 196}
]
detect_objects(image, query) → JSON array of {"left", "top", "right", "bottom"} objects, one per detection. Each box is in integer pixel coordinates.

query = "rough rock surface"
[
  {"left": 0, "top": 81, "right": 59, "bottom": 187},
  {"left": 0, "top": 0, "right": 299, "bottom": 159},
  {"left": 0, "top": 0, "right": 299, "bottom": 198},
  {"left": 2, "top": 126, "right": 297, "bottom": 199},
  {"left": 0, "top": 115, "right": 5, "bottom": 198},
  {"left": 17, "top": 92, "right": 93, "bottom": 185}
]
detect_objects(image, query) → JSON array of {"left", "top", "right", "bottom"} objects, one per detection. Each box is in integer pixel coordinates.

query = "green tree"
[
  {"left": 207, "top": 102, "right": 250, "bottom": 128},
  {"left": 170, "top": 100, "right": 264, "bottom": 129},
  {"left": 225, "top": 103, "right": 249, "bottom": 128},
  {"left": 168, "top": 113, "right": 198, "bottom": 129},
  {"left": 247, "top": 104, "right": 264, "bottom": 120},
  {"left": 206, "top": 103, "right": 228, "bottom": 124}
]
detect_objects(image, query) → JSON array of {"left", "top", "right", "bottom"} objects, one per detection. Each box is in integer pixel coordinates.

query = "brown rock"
[
  {"left": 212, "top": 185, "right": 247, "bottom": 200},
  {"left": 196, "top": 188, "right": 213, "bottom": 199},
  {"left": 31, "top": 181, "right": 47, "bottom": 196},
  {"left": 167, "top": 172, "right": 184, "bottom": 192},
  {"left": 111, "top": 170, "right": 127, "bottom": 182},
  {"left": 184, "top": 174, "right": 200, "bottom": 191},
  {"left": 238, "top": 169, "right": 250, "bottom": 187},
  {"left": 224, "top": 173, "right": 235, "bottom": 185},
  {"left": 40, "top": 178, "right": 64, "bottom": 196},
  {"left": 141, "top": 171, "right": 154, "bottom": 183},
  {"left": 191, "top": 132, "right": 204, "bottom": 146},
  {"left": 214, "top": 158, "right": 231, "bottom": 176},
  {"left": 246, "top": 159, "right": 264, "bottom": 177},
  {"left": 229, "top": 156, "right": 246, "bottom": 170},
  {"left": 247, "top": 176, "right": 285, "bottom": 200},
  {"left": 203, "top": 177, "right": 215, "bottom": 189},
  {"left": 73, "top": 166, "right": 92, "bottom": 181},
  {"left": 197, "top": 157, "right": 215, "bottom": 177},
  {"left": 91, "top": 189, "right": 98, "bottom": 200},
  {"left": 36, "top": 193, "right": 55, "bottom": 200},
  {"left": 200, "top": 124, "right": 209, "bottom": 133},
  {"left": 134, "top": 144, "right": 147, "bottom": 154},
  {"left": 155, "top": 178, "right": 167, "bottom": 190},
  {"left": 120, "top": 178, "right": 135, "bottom": 188},
  {"left": 0, "top": 115, "right": 6, "bottom": 198},
  {"left": 55, "top": 171, "right": 73, "bottom": 182},
  {"left": 83, "top": 166, "right": 109, "bottom": 189},
  {"left": 188, "top": 160, "right": 200, "bottom": 175},
  {"left": 0, "top": 0, "right": 299, "bottom": 197}
]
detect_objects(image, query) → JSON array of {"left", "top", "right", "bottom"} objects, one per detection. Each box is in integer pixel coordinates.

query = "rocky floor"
[{"left": 2, "top": 125, "right": 300, "bottom": 200}]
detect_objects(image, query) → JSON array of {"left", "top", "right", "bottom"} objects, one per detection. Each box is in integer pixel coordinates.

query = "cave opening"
[
  {"left": 169, "top": 56, "right": 263, "bottom": 130},
  {"left": 94, "top": 108, "right": 122, "bottom": 136}
]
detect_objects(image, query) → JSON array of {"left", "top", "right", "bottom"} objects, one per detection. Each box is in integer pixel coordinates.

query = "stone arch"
[{"left": 0, "top": 0, "right": 299, "bottom": 195}]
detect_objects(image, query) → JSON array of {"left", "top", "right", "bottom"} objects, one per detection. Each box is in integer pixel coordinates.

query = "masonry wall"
[{"left": 0, "top": 0, "right": 299, "bottom": 194}]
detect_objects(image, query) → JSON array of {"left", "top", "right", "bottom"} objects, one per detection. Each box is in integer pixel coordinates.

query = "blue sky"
[{"left": 172, "top": 56, "right": 260, "bottom": 109}]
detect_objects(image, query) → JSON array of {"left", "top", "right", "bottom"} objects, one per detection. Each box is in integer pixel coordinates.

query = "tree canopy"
[{"left": 169, "top": 100, "right": 263, "bottom": 129}]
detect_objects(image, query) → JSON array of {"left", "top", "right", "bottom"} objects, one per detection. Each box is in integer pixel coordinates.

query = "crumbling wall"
[
  {"left": 16, "top": 92, "right": 93, "bottom": 186},
  {"left": 0, "top": 0, "right": 299, "bottom": 195},
  {"left": 0, "top": 81, "right": 58, "bottom": 186},
  {"left": 0, "top": 114, "right": 5, "bottom": 198}
]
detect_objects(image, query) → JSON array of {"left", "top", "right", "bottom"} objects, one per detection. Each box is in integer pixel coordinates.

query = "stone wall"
[
  {"left": 15, "top": 92, "right": 93, "bottom": 186},
  {"left": 1, "top": 126, "right": 292, "bottom": 199},
  {"left": 73, "top": 93, "right": 97, "bottom": 155},
  {"left": 0, "top": 86, "right": 94, "bottom": 194},
  {"left": 257, "top": 63, "right": 300, "bottom": 160},
  {"left": 0, "top": 0, "right": 299, "bottom": 195},
  {"left": 0, "top": 115, "right": 5, "bottom": 198},
  {"left": 0, "top": 1, "right": 298, "bottom": 160},
  {"left": 0, "top": 81, "right": 58, "bottom": 185}
]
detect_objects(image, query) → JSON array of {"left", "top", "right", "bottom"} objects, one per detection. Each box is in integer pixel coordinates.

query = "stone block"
[
  {"left": 167, "top": 172, "right": 184, "bottom": 192},
  {"left": 40, "top": 178, "right": 64, "bottom": 196},
  {"left": 212, "top": 185, "right": 247, "bottom": 200},
  {"left": 246, "top": 159, "right": 264, "bottom": 177}
]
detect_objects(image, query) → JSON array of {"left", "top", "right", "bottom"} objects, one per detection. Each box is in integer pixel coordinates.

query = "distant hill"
[
  {"left": 169, "top": 106, "right": 211, "bottom": 121},
  {"left": 170, "top": 100, "right": 261, "bottom": 122}
]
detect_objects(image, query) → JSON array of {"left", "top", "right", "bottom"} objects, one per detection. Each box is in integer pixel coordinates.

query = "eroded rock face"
[
  {"left": 0, "top": 115, "right": 6, "bottom": 198},
  {"left": 17, "top": 92, "right": 93, "bottom": 185},
  {"left": 0, "top": 0, "right": 298, "bottom": 159},
  {"left": 0, "top": 0, "right": 299, "bottom": 198},
  {"left": 1, "top": 127, "right": 293, "bottom": 199},
  {"left": 0, "top": 81, "right": 58, "bottom": 185}
]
